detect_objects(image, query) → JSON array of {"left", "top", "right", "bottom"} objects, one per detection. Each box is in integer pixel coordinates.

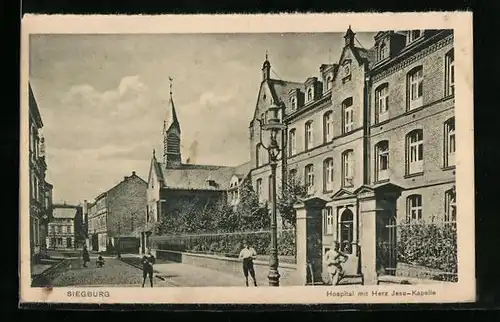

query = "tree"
[
  {"left": 235, "top": 180, "right": 270, "bottom": 231},
  {"left": 277, "top": 176, "right": 308, "bottom": 228}
]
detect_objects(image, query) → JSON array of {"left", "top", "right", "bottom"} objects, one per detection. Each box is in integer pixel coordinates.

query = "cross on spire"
[
  {"left": 265, "top": 50, "right": 268, "bottom": 61},
  {"left": 169, "top": 76, "right": 174, "bottom": 97}
]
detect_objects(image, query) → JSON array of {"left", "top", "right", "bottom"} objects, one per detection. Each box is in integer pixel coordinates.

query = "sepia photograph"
[{"left": 20, "top": 13, "right": 474, "bottom": 304}]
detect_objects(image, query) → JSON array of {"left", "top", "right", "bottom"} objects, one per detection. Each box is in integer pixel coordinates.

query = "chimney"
[
  {"left": 132, "top": 171, "right": 136, "bottom": 176},
  {"left": 124, "top": 176, "right": 128, "bottom": 181}
]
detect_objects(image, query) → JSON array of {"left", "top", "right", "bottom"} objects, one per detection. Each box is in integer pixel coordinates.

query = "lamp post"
[{"left": 257, "top": 101, "right": 287, "bottom": 287}]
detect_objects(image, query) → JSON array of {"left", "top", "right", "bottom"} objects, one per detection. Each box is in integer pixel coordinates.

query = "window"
[
  {"left": 375, "top": 141, "right": 389, "bottom": 182},
  {"left": 305, "top": 164, "right": 315, "bottom": 195},
  {"left": 444, "top": 188, "right": 457, "bottom": 224},
  {"left": 408, "top": 66, "right": 423, "bottom": 110},
  {"left": 256, "top": 143, "right": 267, "bottom": 167},
  {"left": 307, "top": 87, "right": 313, "bottom": 102},
  {"left": 289, "top": 169, "right": 297, "bottom": 185},
  {"left": 445, "top": 49, "right": 455, "bottom": 97},
  {"left": 379, "top": 41, "right": 388, "bottom": 61},
  {"left": 323, "top": 207, "right": 334, "bottom": 235},
  {"left": 444, "top": 118, "right": 456, "bottom": 168},
  {"left": 342, "top": 150, "right": 354, "bottom": 187},
  {"left": 326, "top": 75, "right": 333, "bottom": 91},
  {"left": 323, "top": 158, "right": 334, "bottom": 192},
  {"left": 290, "top": 97, "right": 297, "bottom": 110},
  {"left": 305, "top": 121, "right": 313, "bottom": 150},
  {"left": 323, "top": 111, "right": 334, "bottom": 143},
  {"left": 375, "top": 84, "right": 389, "bottom": 122},
  {"left": 407, "top": 30, "right": 422, "bottom": 44},
  {"left": 343, "top": 62, "right": 351, "bottom": 78},
  {"left": 339, "top": 208, "right": 354, "bottom": 254},
  {"left": 342, "top": 97, "right": 354, "bottom": 133},
  {"left": 406, "top": 129, "right": 424, "bottom": 174},
  {"left": 255, "top": 179, "right": 263, "bottom": 201},
  {"left": 288, "top": 129, "right": 296, "bottom": 156},
  {"left": 406, "top": 195, "right": 423, "bottom": 223}
]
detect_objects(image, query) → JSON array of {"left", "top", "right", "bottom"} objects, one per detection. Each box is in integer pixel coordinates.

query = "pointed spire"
[
  {"left": 164, "top": 76, "right": 180, "bottom": 133},
  {"left": 344, "top": 25, "right": 356, "bottom": 47},
  {"left": 262, "top": 51, "right": 271, "bottom": 81},
  {"left": 153, "top": 149, "right": 156, "bottom": 158}
]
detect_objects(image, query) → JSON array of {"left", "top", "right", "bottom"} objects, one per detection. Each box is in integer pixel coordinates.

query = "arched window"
[
  {"left": 444, "top": 117, "right": 456, "bottom": 167},
  {"left": 406, "top": 129, "right": 424, "bottom": 174},
  {"left": 339, "top": 208, "right": 354, "bottom": 254},
  {"left": 323, "top": 158, "right": 334, "bottom": 192},
  {"left": 375, "top": 140, "right": 390, "bottom": 181},
  {"left": 342, "top": 97, "right": 354, "bottom": 133},
  {"left": 305, "top": 120, "right": 314, "bottom": 150},
  {"left": 342, "top": 149, "right": 354, "bottom": 187},
  {"left": 406, "top": 194, "right": 423, "bottom": 223},
  {"left": 256, "top": 143, "right": 267, "bottom": 167},
  {"left": 289, "top": 169, "right": 297, "bottom": 185},
  {"left": 307, "top": 87, "right": 313, "bottom": 102},
  {"left": 379, "top": 41, "right": 388, "bottom": 61},
  {"left": 290, "top": 97, "right": 297, "bottom": 110},
  {"left": 326, "top": 75, "right": 333, "bottom": 91},
  {"left": 255, "top": 178, "right": 263, "bottom": 201},
  {"left": 305, "top": 164, "right": 315, "bottom": 195},
  {"left": 445, "top": 49, "right": 455, "bottom": 97},
  {"left": 375, "top": 83, "right": 389, "bottom": 123},
  {"left": 407, "top": 66, "right": 423, "bottom": 110},
  {"left": 323, "top": 111, "right": 334, "bottom": 142}
]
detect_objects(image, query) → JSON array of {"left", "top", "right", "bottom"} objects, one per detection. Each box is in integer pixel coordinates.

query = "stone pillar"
[
  {"left": 294, "top": 197, "right": 328, "bottom": 285},
  {"left": 358, "top": 191, "right": 378, "bottom": 285}
]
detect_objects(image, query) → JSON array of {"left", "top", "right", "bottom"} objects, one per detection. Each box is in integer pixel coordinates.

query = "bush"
[{"left": 397, "top": 221, "right": 457, "bottom": 274}]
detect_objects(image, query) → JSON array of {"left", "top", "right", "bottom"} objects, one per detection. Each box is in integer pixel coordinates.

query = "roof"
[
  {"left": 162, "top": 163, "right": 236, "bottom": 191},
  {"left": 52, "top": 207, "right": 78, "bottom": 219},
  {"left": 164, "top": 93, "right": 180, "bottom": 133},
  {"left": 353, "top": 46, "right": 377, "bottom": 69},
  {"left": 29, "top": 83, "right": 43, "bottom": 128},
  {"left": 267, "top": 79, "right": 304, "bottom": 104}
]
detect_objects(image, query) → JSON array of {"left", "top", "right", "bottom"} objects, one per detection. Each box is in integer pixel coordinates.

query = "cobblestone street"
[{"left": 51, "top": 257, "right": 173, "bottom": 287}]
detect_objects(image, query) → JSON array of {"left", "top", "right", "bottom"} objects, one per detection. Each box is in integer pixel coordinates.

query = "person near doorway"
[
  {"left": 238, "top": 241, "right": 258, "bottom": 287},
  {"left": 82, "top": 245, "right": 90, "bottom": 268},
  {"left": 324, "top": 241, "right": 349, "bottom": 286},
  {"left": 141, "top": 249, "right": 156, "bottom": 288}
]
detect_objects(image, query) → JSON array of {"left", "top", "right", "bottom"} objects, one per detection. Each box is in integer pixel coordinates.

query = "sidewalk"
[{"left": 120, "top": 255, "right": 299, "bottom": 287}]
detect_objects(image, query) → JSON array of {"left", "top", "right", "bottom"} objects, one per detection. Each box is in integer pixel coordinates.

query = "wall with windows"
[
  {"left": 370, "top": 32, "right": 454, "bottom": 125},
  {"left": 397, "top": 182, "right": 456, "bottom": 223}
]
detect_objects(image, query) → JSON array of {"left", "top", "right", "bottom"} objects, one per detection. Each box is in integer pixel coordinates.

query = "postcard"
[{"left": 20, "top": 12, "right": 475, "bottom": 305}]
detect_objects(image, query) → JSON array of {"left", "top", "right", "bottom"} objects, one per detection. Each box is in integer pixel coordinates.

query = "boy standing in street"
[
  {"left": 324, "top": 241, "right": 349, "bottom": 286},
  {"left": 141, "top": 249, "right": 156, "bottom": 288},
  {"left": 238, "top": 241, "right": 257, "bottom": 287}
]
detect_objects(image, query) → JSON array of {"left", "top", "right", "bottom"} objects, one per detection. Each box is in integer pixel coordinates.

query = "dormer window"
[
  {"left": 290, "top": 97, "right": 297, "bottom": 110},
  {"left": 378, "top": 41, "right": 388, "bottom": 61},
  {"left": 342, "top": 60, "right": 352, "bottom": 83},
  {"left": 325, "top": 75, "right": 333, "bottom": 92},
  {"left": 407, "top": 30, "right": 423, "bottom": 45},
  {"left": 307, "top": 87, "right": 313, "bottom": 102}
]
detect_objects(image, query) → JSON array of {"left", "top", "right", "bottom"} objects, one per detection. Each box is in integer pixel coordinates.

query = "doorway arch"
[{"left": 339, "top": 208, "right": 354, "bottom": 254}]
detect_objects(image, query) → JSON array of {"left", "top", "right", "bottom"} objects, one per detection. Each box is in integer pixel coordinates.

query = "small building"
[
  {"left": 87, "top": 172, "right": 147, "bottom": 253},
  {"left": 47, "top": 204, "right": 82, "bottom": 249}
]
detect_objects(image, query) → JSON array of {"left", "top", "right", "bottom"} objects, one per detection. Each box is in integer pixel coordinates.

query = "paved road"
[{"left": 51, "top": 257, "right": 174, "bottom": 287}]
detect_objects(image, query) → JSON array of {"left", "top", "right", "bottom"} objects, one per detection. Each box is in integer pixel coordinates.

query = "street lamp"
[{"left": 257, "top": 101, "right": 287, "bottom": 287}]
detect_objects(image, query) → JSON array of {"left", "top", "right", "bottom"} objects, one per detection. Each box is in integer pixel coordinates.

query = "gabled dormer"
[
  {"left": 373, "top": 31, "right": 407, "bottom": 65},
  {"left": 288, "top": 88, "right": 304, "bottom": 112},
  {"left": 319, "top": 64, "right": 337, "bottom": 93},
  {"left": 304, "top": 77, "right": 322, "bottom": 104}
]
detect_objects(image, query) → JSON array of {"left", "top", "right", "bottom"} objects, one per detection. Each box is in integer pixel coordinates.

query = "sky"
[{"left": 29, "top": 31, "right": 375, "bottom": 205}]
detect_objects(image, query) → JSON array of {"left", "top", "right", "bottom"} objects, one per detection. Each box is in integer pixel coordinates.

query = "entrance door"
[
  {"left": 91, "top": 234, "right": 99, "bottom": 251},
  {"left": 67, "top": 237, "right": 72, "bottom": 248},
  {"left": 376, "top": 211, "right": 397, "bottom": 275}
]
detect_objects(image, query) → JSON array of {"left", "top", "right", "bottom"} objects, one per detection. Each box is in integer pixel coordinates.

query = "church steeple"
[
  {"left": 344, "top": 25, "right": 356, "bottom": 47},
  {"left": 163, "top": 77, "right": 182, "bottom": 168},
  {"left": 262, "top": 51, "right": 271, "bottom": 81}
]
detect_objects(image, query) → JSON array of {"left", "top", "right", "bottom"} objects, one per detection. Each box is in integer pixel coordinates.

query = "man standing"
[
  {"left": 141, "top": 249, "right": 156, "bottom": 288},
  {"left": 82, "top": 245, "right": 90, "bottom": 268},
  {"left": 324, "top": 241, "right": 348, "bottom": 286},
  {"left": 238, "top": 241, "right": 257, "bottom": 287}
]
